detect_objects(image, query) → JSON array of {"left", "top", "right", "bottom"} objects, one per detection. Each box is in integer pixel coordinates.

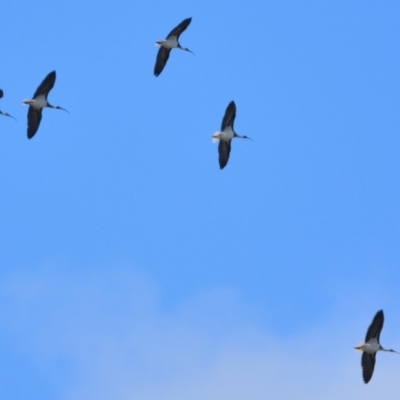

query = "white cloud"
[{"left": 1, "top": 263, "right": 399, "bottom": 399}]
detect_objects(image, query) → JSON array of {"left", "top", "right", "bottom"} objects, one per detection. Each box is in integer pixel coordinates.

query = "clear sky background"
[{"left": 1, "top": 0, "right": 400, "bottom": 398}]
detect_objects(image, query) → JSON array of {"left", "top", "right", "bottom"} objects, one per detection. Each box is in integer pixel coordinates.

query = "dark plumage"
[
  {"left": 221, "top": 101, "right": 236, "bottom": 132},
  {"left": 213, "top": 101, "right": 252, "bottom": 169},
  {"left": 361, "top": 310, "right": 384, "bottom": 384},
  {"left": 218, "top": 140, "right": 231, "bottom": 170},
  {"left": 154, "top": 17, "right": 193, "bottom": 77},
  {"left": 24, "top": 71, "right": 68, "bottom": 139}
]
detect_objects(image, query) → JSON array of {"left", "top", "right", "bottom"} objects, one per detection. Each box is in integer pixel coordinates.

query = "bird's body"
[
  {"left": 156, "top": 37, "right": 179, "bottom": 49},
  {"left": 154, "top": 17, "right": 193, "bottom": 77},
  {"left": 214, "top": 126, "right": 235, "bottom": 142},
  {"left": 359, "top": 338, "right": 381, "bottom": 354},
  {"left": 212, "top": 101, "right": 252, "bottom": 169},
  {"left": 25, "top": 94, "right": 48, "bottom": 110},
  {"left": 22, "top": 71, "right": 68, "bottom": 139},
  {"left": 0, "top": 89, "right": 16, "bottom": 120},
  {"left": 355, "top": 310, "right": 399, "bottom": 383}
]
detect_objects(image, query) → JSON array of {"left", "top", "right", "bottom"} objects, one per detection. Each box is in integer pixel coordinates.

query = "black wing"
[
  {"left": 218, "top": 140, "right": 232, "bottom": 169},
  {"left": 365, "top": 310, "right": 384, "bottom": 343},
  {"left": 361, "top": 352, "right": 376, "bottom": 384},
  {"left": 166, "top": 17, "right": 192, "bottom": 39},
  {"left": 154, "top": 47, "right": 172, "bottom": 77},
  {"left": 221, "top": 101, "right": 236, "bottom": 131},
  {"left": 33, "top": 71, "right": 56, "bottom": 99},
  {"left": 0, "top": 89, "right": 3, "bottom": 99},
  {"left": 27, "top": 106, "right": 42, "bottom": 139}
]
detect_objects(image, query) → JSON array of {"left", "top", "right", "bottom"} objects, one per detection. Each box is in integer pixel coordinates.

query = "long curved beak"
[
  {"left": 57, "top": 106, "right": 70, "bottom": 114},
  {"left": 0, "top": 111, "right": 16, "bottom": 121}
]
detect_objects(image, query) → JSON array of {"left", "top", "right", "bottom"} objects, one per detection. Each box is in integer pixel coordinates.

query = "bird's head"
[
  {"left": 182, "top": 47, "right": 194, "bottom": 55},
  {"left": 55, "top": 105, "right": 69, "bottom": 113},
  {"left": 235, "top": 133, "right": 254, "bottom": 141},
  {"left": 48, "top": 103, "right": 69, "bottom": 113},
  {"left": 0, "top": 111, "right": 17, "bottom": 121},
  {"left": 22, "top": 99, "right": 33, "bottom": 105}
]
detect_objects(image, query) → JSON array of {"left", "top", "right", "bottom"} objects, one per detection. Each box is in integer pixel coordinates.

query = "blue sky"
[{"left": 1, "top": 0, "right": 400, "bottom": 398}]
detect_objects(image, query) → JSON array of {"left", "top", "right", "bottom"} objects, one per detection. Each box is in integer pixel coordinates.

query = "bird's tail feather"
[
  {"left": 212, "top": 132, "right": 221, "bottom": 143},
  {"left": 355, "top": 342, "right": 364, "bottom": 353}
]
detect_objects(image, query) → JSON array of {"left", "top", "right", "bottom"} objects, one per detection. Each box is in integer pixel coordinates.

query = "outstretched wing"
[
  {"left": 221, "top": 101, "right": 236, "bottom": 131},
  {"left": 218, "top": 140, "right": 232, "bottom": 169},
  {"left": 154, "top": 47, "right": 172, "bottom": 77},
  {"left": 361, "top": 352, "right": 376, "bottom": 384},
  {"left": 166, "top": 17, "right": 192, "bottom": 39},
  {"left": 27, "top": 106, "right": 42, "bottom": 139},
  {"left": 365, "top": 310, "right": 384, "bottom": 342},
  {"left": 33, "top": 71, "right": 56, "bottom": 99},
  {"left": 0, "top": 89, "right": 3, "bottom": 99}
]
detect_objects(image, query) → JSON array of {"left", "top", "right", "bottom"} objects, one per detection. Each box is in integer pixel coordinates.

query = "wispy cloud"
[{"left": 0, "top": 264, "right": 399, "bottom": 399}]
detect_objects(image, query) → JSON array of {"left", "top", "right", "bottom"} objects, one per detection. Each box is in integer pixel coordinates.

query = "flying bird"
[
  {"left": 212, "top": 101, "right": 252, "bottom": 169},
  {"left": 22, "top": 71, "right": 68, "bottom": 139},
  {"left": 0, "top": 89, "right": 16, "bottom": 120},
  {"left": 355, "top": 310, "right": 399, "bottom": 383},
  {"left": 154, "top": 17, "right": 194, "bottom": 77}
]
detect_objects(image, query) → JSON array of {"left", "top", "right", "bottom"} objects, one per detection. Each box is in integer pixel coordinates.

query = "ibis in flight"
[
  {"left": 0, "top": 89, "right": 16, "bottom": 120},
  {"left": 355, "top": 310, "right": 399, "bottom": 383},
  {"left": 154, "top": 17, "right": 194, "bottom": 77},
  {"left": 22, "top": 71, "right": 68, "bottom": 139},
  {"left": 212, "top": 101, "right": 252, "bottom": 169}
]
